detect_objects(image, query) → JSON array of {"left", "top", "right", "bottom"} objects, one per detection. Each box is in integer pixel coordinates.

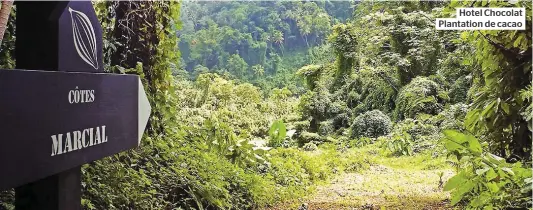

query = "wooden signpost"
[{"left": 0, "top": 1, "right": 152, "bottom": 209}]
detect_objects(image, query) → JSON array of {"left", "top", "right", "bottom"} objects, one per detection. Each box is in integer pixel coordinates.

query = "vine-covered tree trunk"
[{"left": 110, "top": 1, "right": 173, "bottom": 135}]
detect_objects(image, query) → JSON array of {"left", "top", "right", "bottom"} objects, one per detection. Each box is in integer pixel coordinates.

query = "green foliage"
[
  {"left": 328, "top": 22, "right": 358, "bottom": 85},
  {"left": 269, "top": 120, "right": 287, "bottom": 148},
  {"left": 394, "top": 77, "right": 449, "bottom": 121},
  {"left": 179, "top": 1, "right": 351, "bottom": 89},
  {"left": 350, "top": 110, "right": 392, "bottom": 138},
  {"left": 83, "top": 136, "right": 287, "bottom": 210},
  {"left": 82, "top": 2, "right": 197, "bottom": 209},
  {"left": 363, "top": 7, "right": 442, "bottom": 86},
  {"left": 318, "top": 120, "right": 334, "bottom": 136},
  {"left": 350, "top": 137, "right": 373, "bottom": 148},
  {"left": 347, "top": 69, "right": 397, "bottom": 116},
  {"left": 291, "top": 120, "right": 310, "bottom": 132},
  {"left": 202, "top": 118, "right": 267, "bottom": 168},
  {"left": 382, "top": 118, "right": 440, "bottom": 156},
  {"left": 383, "top": 130, "right": 414, "bottom": 156},
  {"left": 433, "top": 103, "right": 469, "bottom": 131},
  {"left": 433, "top": 3, "right": 533, "bottom": 209},
  {"left": 298, "top": 89, "right": 331, "bottom": 131},
  {"left": 296, "top": 64, "right": 322, "bottom": 91},
  {"left": 185, "top": 73, "right": 298, "bottom": 137},
  {"left": 0, "top": 190, "right": 14, "bottom": 210},
  {"left": 303, "top": 142, "right": 318, "bottom": 151},
  {"left": 269, "top": 144, "right": 370, "bottom": 185},
  {"left": 1, "top": 1, "right": 530, "bottom": 209},
  {"left": 519, "top": 85, "right": 533, "bottom": 127},
  {"left": 307, "top": 44, "right": 336, "bottom": 65},
  {"left": 324, "top": 3, "right": 452, "bottom": 123},
  {"left": 298, "top": 131, "right": 323, "bottom": 145},
  {"left": 443, "top": 130, "right": 532, "bottom": 209},
  {"left": 399, "top": 119, "right": 439, "bottom": 142},
  {"left": 437, "top": 45, "right": 475, "bottom": 104},
  {"left": 445, "top": 0, "right": 533, "bottom": 159},
  {"left": 225, "top": 54, "right": 249, "bottom": 79},
  {"left": 448, "top": 76, "right": 471, "bottom": 103}
]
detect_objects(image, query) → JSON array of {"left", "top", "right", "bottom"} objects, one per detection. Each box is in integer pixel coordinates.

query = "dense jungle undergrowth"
[{"left": 0, "top": 0, "right": 532, "bottom": 210}]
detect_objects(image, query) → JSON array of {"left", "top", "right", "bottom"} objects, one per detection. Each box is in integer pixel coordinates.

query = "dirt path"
[{"left": 268, "top": 164, "right": 455, "bottom": 210}]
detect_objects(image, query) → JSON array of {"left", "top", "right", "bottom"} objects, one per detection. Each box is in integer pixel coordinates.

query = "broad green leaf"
[
  {"left": 483, "top": 205, "right": 494, "bottom": 210},
  {"left": 498, "top": 168, "right": 509, "bottom": 179},
  {"left": 269, "top": 120, "right": 280, "bottom": 137},
  {"left": 443, "top": 130, "right": 468, "bottom": 144},
  {"left": 481, "top": 100, "right": 497, "bottom": 118},
  {"left": 487, "top": 153, "right": 506, "bottom": 164},
  {"left": 502, "top": 167, "right": 515, "bottom": 176},
  {"left": 456, "top": 180, "right": 475, "bottom": 195},
  {"left": 475, "top": 167, "right": 489, "bottom": 175},
  {"left": 269, "top": 120, "right": 286, "bottom": 141},
  {"left": 445, "top": 140, "right": 465, "bottom": 152},
  {"left": 460, "top": 31, "right": 469, "bottom": 41},
  {"left": 485, "top": 168, "right": 497, "bottom": 181},
  {"left": 500, "top": 102, "right": 510, "bottom": 114},
  {"left": 467, "top": 136, "right": 482, "bottom": 155},
  {"left": 450, "top": 180, "right": 474, "bottom": 205},
  {"left": 450, "top": 192, "right": 464, "bottom": 205},
  {"left": 471, "top": 197, "right": 483, "bottom": 207},
  {"left": 471, "top": 192, "right": 490, "bottom": 207},
  {"left": 278, "top": 121, "right": 286, "bottom": 139},
  {"left": 486, "top": 182, "right": 499, "bottom": 193},
  {"left": 444, "top": 172, "right": 467, "bottom": 191},
  {"left": 465, "top": 109, "right": 481, "bottom": 131},
  {"left": 513, "top": 35, "right": 523, "bottom": 48}
]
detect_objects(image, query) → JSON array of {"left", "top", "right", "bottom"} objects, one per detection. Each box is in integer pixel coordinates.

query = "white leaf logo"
[{"left": 69, "top": 7, "right": 98, "bottom": 69}]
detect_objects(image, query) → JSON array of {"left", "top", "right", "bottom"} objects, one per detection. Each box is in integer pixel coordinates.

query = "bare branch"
[{"left": 0, "top": 0, "right": 13, "bottom": 46}]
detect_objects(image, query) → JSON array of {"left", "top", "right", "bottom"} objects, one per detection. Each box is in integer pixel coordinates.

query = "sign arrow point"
[{"left": 138, "top": 78, "right": 151, "bottom": 145}]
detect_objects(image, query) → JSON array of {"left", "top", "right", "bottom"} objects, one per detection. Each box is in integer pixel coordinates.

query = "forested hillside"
[
  {"left": 0, "top": 1, "right": 531, "bottom": 210},
  {"left": 178, "top": 1, "right": 351, "bottom": 93}
]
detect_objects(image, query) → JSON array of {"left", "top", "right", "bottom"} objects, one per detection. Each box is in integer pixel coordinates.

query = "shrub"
[
  {"left": 394, "top": 76, "right": 449, "bottom": 120},
  {"left": 82, "top": 138, "right": 276, "bottom": 210},
  {"left": 443, "top": 130, "right": 532, "bottom": 209},
  {"left": 291, "top": 120, "right": 310, "bottom": 132},
  {"left": 398, "top": 118, "right": 438, "bottom": 141},
  {"left": 298, "top": 132, "right": 323, "bottom": 145},
  {"left": 328, "top": 101, "right": 349, "bottom": 116},
  {"left": 349, "top": 137, "right": 373, "bottom": 148},
  {"left": 332, "top": 112, "right": 350, "bottom": 129},
  {"left": 296, "top": 65, "right": 322, "bottom": 91},
  {"left": 280, "top": 138, "right": 296, "bottom": 148},
  {"left": 298, "top": 89, "right": 332, "bottom": 131},
  {"left": 448, "top": 76, "right": 470, "bottom": 103},
  {"left": 438, "top": 103, "right": 468, "bottom": 130},
  {"left": 318, "top": 120, "right": 334, "bottom": 136},
  {"left": 303, "top": 142, "right": 318, "bottom": 151},
  {"left": 337, "top": 136, "right": 349, "bottom": 143},
  {"left": 0, "top": 190, "right": 14, "bottom": 210},
  {"left": 382, "top": 130, "right": 414, "bottom": 156},
  {"left": 382, "top": 118, "right": 440, "bottom": 155},
  {"left": 350, "top": 110, "right": 392, "bottom": 138}
]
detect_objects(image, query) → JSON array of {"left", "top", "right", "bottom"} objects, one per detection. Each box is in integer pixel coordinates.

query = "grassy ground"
[{"left": 265, "top": 143, "right": 457, "bottom": 210}]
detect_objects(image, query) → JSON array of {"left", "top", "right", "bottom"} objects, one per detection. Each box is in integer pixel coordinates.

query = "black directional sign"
[
  {"left": 10, "top": 1, "right": 151, "bottom": 209},
  {"left": 0, "top": 69, "right": 151, "bottom": 190}
]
